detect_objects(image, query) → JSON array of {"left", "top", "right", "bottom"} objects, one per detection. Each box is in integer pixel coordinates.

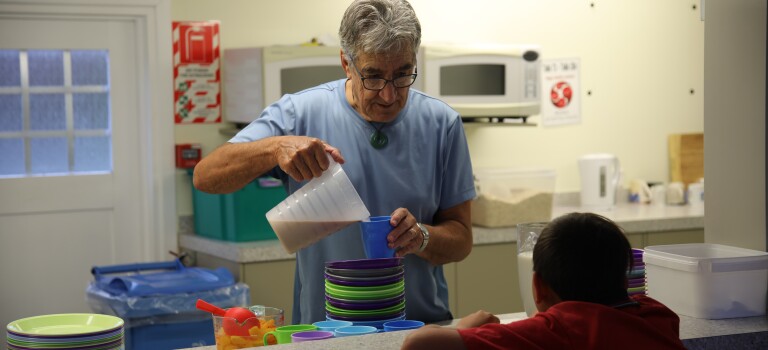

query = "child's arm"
[
  {"left": 456, "top": 310, "right": 500, "bottom": 329},
  {"left": 401, "top": 310, "right": 499, "bottom": 350},
  {"left": 400, "top": 325, "right": 466, "bottom": 350}
]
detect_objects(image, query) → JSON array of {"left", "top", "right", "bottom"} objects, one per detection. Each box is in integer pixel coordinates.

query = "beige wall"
[{"left": 172, "top": 0, "right": 705, "bottom": 216}]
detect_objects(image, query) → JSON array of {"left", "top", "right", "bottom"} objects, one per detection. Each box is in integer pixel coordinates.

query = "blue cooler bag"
[{"left": 86, "top": 259, "right": 249, "bottom": 350}]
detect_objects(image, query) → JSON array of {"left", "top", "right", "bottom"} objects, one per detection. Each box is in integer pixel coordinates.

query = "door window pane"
[
  {"left": 72, "top": 50, "right": 109, "bottom": 86},
  {"left": 29, "top": 93, "right": 66, "bottom": 131},
  {"left": 0, "top": 94, "right": 23, "bottom": 132},
  {"left": 0, "top": 49, "right": 111, "bottom": 177},
  {"left": 0, "top": 50, "right": 20, "bottom": 87},
  {"left": 0, "top": 138, "right": 25, "bottom": 176},
  {"left": 30, "top": 137, "right": 68, "bottom": 174},
  {"left": 28, "top": 50, "right": 64, "bottom": 86},
  {"left": 74, "top": 93, "right": 109, "bottom": 130},
  {"left": 74, "top": 136, "right": 110, "bottom": 172}
]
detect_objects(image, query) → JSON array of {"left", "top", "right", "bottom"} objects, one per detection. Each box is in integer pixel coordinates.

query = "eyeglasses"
[{"left": 349, "top": 59, "right": 418, "bottom": 91}]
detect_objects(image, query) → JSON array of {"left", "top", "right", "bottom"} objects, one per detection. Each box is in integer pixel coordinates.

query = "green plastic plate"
[{"left": 7, "top": 314, "right": 124, "bottom": 337}]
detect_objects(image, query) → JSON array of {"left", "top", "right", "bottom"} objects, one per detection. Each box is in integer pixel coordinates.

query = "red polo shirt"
[{"left": 458, "top": 295, "right": 686, "bottom": 350}]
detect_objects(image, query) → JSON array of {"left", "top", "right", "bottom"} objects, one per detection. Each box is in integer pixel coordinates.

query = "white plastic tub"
[{"left": 643, "top": 243, "right": 768, "bottom": 319}]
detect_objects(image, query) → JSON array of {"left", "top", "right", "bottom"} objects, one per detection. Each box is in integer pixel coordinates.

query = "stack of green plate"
[{"left": 6, "top": 314, "right": 124, "bottom": 350}]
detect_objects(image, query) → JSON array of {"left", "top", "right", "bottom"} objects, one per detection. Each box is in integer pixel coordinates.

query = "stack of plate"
[
  {"left": 324, "top": 257, "right": 406, "bottom": 329},
  {"left": 627, "top": 248, "right": 647, "bottom": 296},
  {"left": 6, "top": 314, "right": 124, "bottom": 350}
]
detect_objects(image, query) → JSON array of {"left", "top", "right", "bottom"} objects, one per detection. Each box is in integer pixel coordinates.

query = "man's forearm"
[
  {"left": 418, "top": 219, "right": 473, "bottom": 265},
  {"left": 193, "top": 139, "right": 279, "bottom": 194}
]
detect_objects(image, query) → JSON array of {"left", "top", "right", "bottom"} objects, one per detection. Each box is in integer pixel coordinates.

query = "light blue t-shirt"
[{"left": 230, "top": 78, "right": 476, "bottom": 324}]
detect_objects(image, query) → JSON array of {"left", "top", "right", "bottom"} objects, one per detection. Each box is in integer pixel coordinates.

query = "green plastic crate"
[{"left": 191, "top": 173, "right": 287, "bottom": 242}]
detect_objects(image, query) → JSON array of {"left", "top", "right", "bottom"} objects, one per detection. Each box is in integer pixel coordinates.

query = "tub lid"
[{"left": 643, "top": 243, "right": 768, "bottom": 273}]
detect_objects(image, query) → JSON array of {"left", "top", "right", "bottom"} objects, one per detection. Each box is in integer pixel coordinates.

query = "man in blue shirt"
[{"left": 194, "top": 0, "right": 476, "bottom": 324}]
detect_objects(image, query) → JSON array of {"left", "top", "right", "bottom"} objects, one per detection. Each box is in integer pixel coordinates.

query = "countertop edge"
[
  {"left": 179, "top": 202, "right": 704, "bottom": 263},
  {"left": 176, "top": 312, "right": 768, "bottom": 350}
]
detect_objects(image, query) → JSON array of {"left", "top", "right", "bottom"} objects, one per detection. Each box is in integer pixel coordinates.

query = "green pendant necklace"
[{"left": 369, "top": 121, "right": 388, "bottom": 149}]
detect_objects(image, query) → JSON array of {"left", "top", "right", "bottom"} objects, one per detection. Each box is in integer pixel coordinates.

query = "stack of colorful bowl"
[
  {"left": 6, "top": 313, "right": 124, "bottom": 350},
  {"left": 324, "top": 257, "right": 406, "bottom": 330},
  {"left": 627, "top": 248, "right": 647, "bottom": 296}
]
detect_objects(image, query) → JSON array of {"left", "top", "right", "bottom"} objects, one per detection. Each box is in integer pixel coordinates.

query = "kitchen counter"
[
  {"left": 179, "top": 198, "right": 706, "bottom": 324},
  {"left": 179, "top": 199, "right": 705, "bottom": 263},
  {"left": 179, "top": 311, "right": 768, "bottom": 350}
]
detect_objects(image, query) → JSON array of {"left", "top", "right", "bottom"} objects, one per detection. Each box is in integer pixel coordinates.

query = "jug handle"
[{"left": 611, "top": 158, "right": 621, "bottom": 189}]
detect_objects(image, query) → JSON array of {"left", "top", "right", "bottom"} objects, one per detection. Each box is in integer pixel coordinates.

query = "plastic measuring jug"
[{"left": 266, "top": 158, "right": 370, "bottom": 253}]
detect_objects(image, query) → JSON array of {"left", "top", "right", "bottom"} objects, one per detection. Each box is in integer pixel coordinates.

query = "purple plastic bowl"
[
  {"left": 326, "top": 296, "right": 405, "bottom": 310},
  {"left": 324, "top": 273, "right": 404, "bottom": 287},
  {"left": 291, "top": 330, "right": 335, "bottom": 342},
  {"left": 325, "top": 257, "right": 403, "bottom": 270},
  {"left": 627, "top": 280, "right": 646, "bottom": 288},
  {"left": 325, "top": 292, "right": 405, "bottom": 305},
  {"left": 325, "top": 266, "right": 404, "bottom": 278},
  {"left": 325, "top": 270, "right": 404, "bottom": 282}
]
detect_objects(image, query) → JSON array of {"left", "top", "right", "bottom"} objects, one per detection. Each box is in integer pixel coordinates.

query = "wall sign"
[
  {"left": 172, "top": 21, "right": 221, "bottom": 123},
  {"left": 540, "top": 58, "right": 580, "bottom": 127}
]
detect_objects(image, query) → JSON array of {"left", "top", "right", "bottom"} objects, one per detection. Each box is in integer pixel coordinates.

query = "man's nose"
[{"left": 378, "top": 81, "right": 398, "bottom": 102}]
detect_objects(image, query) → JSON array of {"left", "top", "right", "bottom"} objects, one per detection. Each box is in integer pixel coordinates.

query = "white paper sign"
[{"left": 540, "top": 58, "right": 581, "bottom": 127}]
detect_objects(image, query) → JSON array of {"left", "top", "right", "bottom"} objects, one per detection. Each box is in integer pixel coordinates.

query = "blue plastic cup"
[
  {"left": 360, "top": 216, "right": 396, "bottom": 259},
  {"left": 312, "top": 320, "right": 353, "bottom": 332},
  {"left": 383, "top": 320, "right": 425, "bottom": 331},
  {"left": 334, "top": 325, "right": 378, "bottom": 337}
]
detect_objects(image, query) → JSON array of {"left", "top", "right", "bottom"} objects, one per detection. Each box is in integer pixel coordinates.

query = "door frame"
[{"left": 0, "top": 0, "right": 176, "bottom": 261}]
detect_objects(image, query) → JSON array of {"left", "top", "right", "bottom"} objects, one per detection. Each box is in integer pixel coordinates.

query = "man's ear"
[{"left": 340, "top": 51, "right": 352, "bottom": 79}]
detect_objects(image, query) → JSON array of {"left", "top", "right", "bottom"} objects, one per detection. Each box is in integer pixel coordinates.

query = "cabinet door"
[
  {"left": 455, "top": 243, "right": 522, "bottom": 317},
  {"left": 443, "top": 262, "right": 457, "bottom": 315},
  {"left": 625, "top": 232, "right": 644, "bottom": 248},
  {"left": 243, "top": 260, "right": 297, "bottom": 324},
  {"left": 193, "top": 251, "right": 298, "bottom": 324}
]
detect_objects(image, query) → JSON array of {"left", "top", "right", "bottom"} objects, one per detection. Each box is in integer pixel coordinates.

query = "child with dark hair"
[{"left": 401, "top": 212, "right": 686, "bottom": 350}]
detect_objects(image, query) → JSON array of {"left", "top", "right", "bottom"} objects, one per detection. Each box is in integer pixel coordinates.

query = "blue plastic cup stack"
[
  {"left": 627, "top": 248, "right": 647, "bottom": 296},
  {"left": 324, "top": 257, "right": 406, "bottom": 330}
]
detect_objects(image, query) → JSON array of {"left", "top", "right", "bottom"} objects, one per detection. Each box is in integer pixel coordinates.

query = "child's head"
[{"left": 533, "top": 212, "right": 634, "bottom": 306}]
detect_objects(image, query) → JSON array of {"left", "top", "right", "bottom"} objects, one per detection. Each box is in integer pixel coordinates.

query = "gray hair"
[{"left": 339, "top": 0, "right": 421, "bottom": 62}]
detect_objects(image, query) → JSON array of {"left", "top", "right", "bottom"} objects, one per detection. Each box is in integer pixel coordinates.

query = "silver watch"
[{"left": 416, "top": 223, "right": 430, "bottom": 252}]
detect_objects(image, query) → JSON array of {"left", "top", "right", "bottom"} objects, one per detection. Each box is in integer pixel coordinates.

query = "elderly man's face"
[{"left": 343, "top": 50, "right": 416, "bottom": 123}]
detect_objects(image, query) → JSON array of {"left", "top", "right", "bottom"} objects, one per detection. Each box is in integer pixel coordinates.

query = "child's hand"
[{"left": 456, "top": 310, "right": 500, "bottom": 329}]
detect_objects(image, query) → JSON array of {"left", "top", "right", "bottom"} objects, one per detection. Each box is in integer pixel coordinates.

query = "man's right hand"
[
  {"left": 274, "top": 136, "right": 344, "bottom": 182},
  {"left": 193, "top": 135, "right": 343, "bottom": 194}
]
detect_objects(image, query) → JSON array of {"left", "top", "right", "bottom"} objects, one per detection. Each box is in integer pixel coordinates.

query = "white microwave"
[{"left": 421, "top": 44, "right": 541, "bottom": 120}]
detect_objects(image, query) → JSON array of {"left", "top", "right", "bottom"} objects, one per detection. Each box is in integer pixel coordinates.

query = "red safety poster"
[{"left": 172, "top": 21, "right": 221, "bottom": 123}]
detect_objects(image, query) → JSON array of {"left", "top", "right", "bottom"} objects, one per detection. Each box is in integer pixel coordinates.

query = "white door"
[{"left": 0, "top": 1, "right": 175, "bottom": 328}]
